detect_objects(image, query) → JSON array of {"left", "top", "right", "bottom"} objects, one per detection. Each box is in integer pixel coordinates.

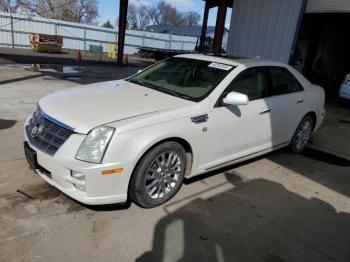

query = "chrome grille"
[{"left": 26, "top": 109, "right": 74, "bottom": 155}]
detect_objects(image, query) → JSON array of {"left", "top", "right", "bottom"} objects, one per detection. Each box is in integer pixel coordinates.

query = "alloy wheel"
[
  {"left": 294, "top": 119, "right": 313, "bottom": 151},
  {"left": 145, "top": 151, "right": 182, "bottom": 199}
]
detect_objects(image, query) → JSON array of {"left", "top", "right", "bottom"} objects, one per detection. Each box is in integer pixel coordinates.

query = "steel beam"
[
  {"left": 213, "top": 0, "right": 227, "bottom": 55},
  {"left": 117, "top": 0, "right": 129, "bottom": 65},
  {"left": 199, "top": 1, "right": 210, "bottom": 52}
]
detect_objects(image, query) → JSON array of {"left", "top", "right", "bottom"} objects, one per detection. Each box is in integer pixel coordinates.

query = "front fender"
[{"left": 103, "top": 117, "right": 202, "bottom": 180}]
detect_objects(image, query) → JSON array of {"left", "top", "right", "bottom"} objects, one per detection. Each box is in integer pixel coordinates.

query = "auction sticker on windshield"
[{"left": 208, "top": 62, "right": 233, "bottom": 71}]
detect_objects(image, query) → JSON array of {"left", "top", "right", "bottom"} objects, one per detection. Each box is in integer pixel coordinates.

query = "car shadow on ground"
[
  {"left": 136, "top": 151, "right": 350, "bottom": 262},
  {"left": 269, "top": 148, "right": 350, "bottom": 199}
]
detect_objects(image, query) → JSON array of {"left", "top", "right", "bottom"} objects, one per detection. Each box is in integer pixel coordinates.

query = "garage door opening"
[{"left": 292, "top": 13, "right": 350, "bottom": 101}]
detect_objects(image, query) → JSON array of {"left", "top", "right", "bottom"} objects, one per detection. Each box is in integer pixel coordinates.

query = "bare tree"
[
  {"left": 127, "top": 0, "right": 201, "bottom": 30},
  {"left": 183, "top": 11, "right": 200, "bottom": 26},
  {"left": 75, "top": 0, "right": 98, "bottom": 24},
  {"left": 127, "top": 3, "right": 138, "bottom": 29},
  {"left": 0, "top": 0, "right": 29, "bottom": 13},
  {"left": 157, "top": 1, "right": 183, "bottom": 25},
  {"left": 32, "top": 0, "right": 98, "bottom": 24},
  {"left": 127, "top": 3, "right": 150, "bottom": 30},
  {"left": 137, "top": 4, "right": 150, "bottom": 29},
  {"left": 152, "top": 1, "right": 200, "bottom": 26},
  {"left": 147, "top": 5, "right": 161, "bottom": 25}
]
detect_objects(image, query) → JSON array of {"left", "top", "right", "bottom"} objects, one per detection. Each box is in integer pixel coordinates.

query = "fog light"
[{"left": 71, "top": 170, "right": 86, "bottom": 191}]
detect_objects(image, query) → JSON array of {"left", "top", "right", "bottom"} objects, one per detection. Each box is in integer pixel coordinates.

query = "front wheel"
[
  {"left": 290, "top": 115, "right": 314, "bottom": 154},
  {"left": 130, "top": 142, "right": 187, "bottom": 208}
]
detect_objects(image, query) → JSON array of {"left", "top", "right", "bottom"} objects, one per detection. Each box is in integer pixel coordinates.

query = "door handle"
[
  {"left": 296, "top": 100, "right": 304, "bottom": 104},
  {"left": 260, "top": 109, "right": 271, "bottom": 115}
]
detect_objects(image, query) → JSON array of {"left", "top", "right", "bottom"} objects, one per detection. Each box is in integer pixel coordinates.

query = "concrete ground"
[
  {"left": 309, "top": 102, "right": 350, "bottom": 161},
  {"left": 0, "top": 64, "right": 350, "bottom": 262},
  {"left": 0, "top": 47, "right": 154, "bottom": 67}
]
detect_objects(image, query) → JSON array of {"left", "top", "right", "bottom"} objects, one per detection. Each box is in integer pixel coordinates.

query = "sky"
[{"left": 98, "top": 0, "right": 232, "bottom": 28}]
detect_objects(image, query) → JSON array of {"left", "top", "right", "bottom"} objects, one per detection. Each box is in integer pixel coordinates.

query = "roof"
[
  {"left": 175, "top": 53, "right": 286, "bottom": 67},
  {"left": 146, "top": 25, "right": 229, "bottom": 37}
]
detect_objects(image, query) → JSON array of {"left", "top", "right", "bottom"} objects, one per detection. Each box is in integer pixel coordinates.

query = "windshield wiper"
[
  {"left": 160, "top": 89, "right": 192, "bottom": 100},
  {"left": 128, "top": 78, "right": 193, "bottom": 101},
  {"left": 128, "top": 78, "right": 145, "bottom": 86}
]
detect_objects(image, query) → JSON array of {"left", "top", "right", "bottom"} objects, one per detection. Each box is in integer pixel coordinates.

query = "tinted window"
[
  {"left": 268, "top": 67, "right": 303, "bottom": 96},
  {"left": 223, "top": 67, "right": 268, "bottom": 101}
]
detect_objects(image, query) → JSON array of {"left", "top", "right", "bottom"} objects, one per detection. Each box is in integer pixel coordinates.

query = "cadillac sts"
[{"left": 24, "top": 54, "right": 325, "bottom": 208}]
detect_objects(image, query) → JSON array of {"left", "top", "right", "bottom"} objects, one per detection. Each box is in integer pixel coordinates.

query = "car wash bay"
[
  {"left": 294, "top": 12, "right": 350, "bottom": 98},
  {"left": 225, "top": 0, "right": 350, "bottom": 101}
]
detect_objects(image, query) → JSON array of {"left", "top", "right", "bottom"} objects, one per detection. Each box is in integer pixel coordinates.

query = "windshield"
[{"left": 128, "top": 57, "right": 234, "bottom": 102}]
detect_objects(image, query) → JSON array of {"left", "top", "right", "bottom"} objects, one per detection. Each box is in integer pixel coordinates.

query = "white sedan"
[{"left": 24, "top": 54, "right": 325, "bottom": 207}]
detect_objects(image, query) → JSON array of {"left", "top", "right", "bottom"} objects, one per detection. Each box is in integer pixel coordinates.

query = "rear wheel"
[
  {"left": 290, "top": 115, "right": 314, "bottom": 154},
  {"left": 130, "top": 141, "right": 186, "bottom": 208}
]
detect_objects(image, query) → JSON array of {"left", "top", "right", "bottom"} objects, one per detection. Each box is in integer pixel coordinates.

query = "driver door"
[{"left": 199, "top": 67, "right": 273, "bottom": 170}]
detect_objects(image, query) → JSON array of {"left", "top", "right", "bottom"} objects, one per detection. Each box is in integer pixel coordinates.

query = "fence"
[{"left": 0, "top": 12, "right": 198, "bottom": 54}]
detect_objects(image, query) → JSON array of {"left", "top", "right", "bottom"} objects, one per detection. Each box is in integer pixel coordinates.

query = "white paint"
[{"left": 24, "top": 54, "right": 326, "bottom": 205}]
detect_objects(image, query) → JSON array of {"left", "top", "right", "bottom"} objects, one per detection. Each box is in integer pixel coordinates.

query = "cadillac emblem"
[{"left": 31, "top": 123, "right": 44, "bottom": 138}]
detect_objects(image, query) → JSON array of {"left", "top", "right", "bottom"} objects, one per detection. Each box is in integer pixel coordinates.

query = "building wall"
[{"left": 226, "top": 0, "right": 305, "bottom": 63}]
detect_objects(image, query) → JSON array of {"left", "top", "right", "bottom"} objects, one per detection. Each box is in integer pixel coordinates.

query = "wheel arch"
[
  {"left": 305, "top": 111, "right": 317, "bottom": 129},
  {"left": 127, "top": 136, "right": 194, "bottom": 197}
]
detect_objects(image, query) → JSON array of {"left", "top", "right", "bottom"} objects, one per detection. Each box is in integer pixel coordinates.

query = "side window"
[
  {"left": 222, "top": 67, "right": 268, "bottom": 102},
  {"left": 268, "top": 67, "right": 303, "bottom": 96}
]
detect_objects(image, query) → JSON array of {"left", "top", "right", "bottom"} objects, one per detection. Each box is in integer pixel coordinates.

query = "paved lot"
[
  {"left": 1, "top": 64, "right": 350, "bottom": 262},
  {"left": 0, "top": 47, "right": 154, "bottom": 66}
]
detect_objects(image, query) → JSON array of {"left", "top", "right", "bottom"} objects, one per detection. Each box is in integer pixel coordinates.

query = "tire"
[
  {"left": 130, "top": 141, "right": 187, "bottom": 208},
  {"left": 290, "top": 115, "right": 314, "bottom": 154}
]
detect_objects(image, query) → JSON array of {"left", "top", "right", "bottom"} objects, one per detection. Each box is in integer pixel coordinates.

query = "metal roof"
[{"left": 146, "top": 25, "right": 229, "bottom": 37}]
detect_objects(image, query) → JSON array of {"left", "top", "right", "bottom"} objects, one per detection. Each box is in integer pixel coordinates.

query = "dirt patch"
[{"left": 1, "top": 183, "right": 61, "bottom": 211}]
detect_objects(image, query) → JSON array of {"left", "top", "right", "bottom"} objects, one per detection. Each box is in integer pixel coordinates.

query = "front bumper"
[{"left": 24, "top": 117, "right": 132, "bottom": 205}]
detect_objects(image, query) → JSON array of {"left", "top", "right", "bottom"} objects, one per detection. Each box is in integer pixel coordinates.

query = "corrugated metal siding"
[
  {"left": 227, "top": 0, "right": 305, "bottom": 63},
  {"left": 306, "top": 0, "right": 350, "bottom": 13},
  {"left": 0, "top": 12, "right": 197, "bottom": 53}
]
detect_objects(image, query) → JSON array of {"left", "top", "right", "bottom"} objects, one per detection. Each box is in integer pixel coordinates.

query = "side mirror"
[
  {"left": 137, "top": 69, "right": 143, "bottom": 74},
  {"left": 223, "top": 91, "right": 249, "bottom": 106}
]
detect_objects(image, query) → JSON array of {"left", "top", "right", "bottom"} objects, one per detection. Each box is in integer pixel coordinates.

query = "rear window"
[{"left": 268, "top": 67, "right": 303, "bottom": 96}]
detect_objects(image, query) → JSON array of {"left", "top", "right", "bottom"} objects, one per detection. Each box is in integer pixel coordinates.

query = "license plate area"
[
  {"left": 24, "top": 142, "right": 38, "bottom": 170},
  {"left": 24, "top": 142, "right": 52, "bottom": 179}
]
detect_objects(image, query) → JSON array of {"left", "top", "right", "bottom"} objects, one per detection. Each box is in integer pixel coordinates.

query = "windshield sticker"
[{"left": 208, "top": 63, "right": 233, "bottom": 71}]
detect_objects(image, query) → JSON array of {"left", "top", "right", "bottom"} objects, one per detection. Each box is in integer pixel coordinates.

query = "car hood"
[{"left": 39, "top": 80, "right": 194, "bottom": 134}]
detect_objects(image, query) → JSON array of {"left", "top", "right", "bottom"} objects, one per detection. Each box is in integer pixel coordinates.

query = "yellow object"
[
  {"left": 107, "top": 43, "right": 117, "bottom": 59},
  {"left": 101, "top": 168, "right": 124, "bottom": 175}
]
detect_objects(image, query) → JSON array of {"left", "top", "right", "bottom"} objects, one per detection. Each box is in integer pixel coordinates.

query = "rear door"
[{"left": 264, "top": 66, "right": 305, "bottom": 145}]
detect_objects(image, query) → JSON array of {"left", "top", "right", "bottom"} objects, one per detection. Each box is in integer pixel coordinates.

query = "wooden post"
[{"left": 117, "top": 0, "right": 129, "bottom": 65}]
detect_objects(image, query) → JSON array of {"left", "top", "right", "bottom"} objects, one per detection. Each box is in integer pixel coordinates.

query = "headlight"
[{"left": 76, "top": 126, "right": 115, "bottom": 164}]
